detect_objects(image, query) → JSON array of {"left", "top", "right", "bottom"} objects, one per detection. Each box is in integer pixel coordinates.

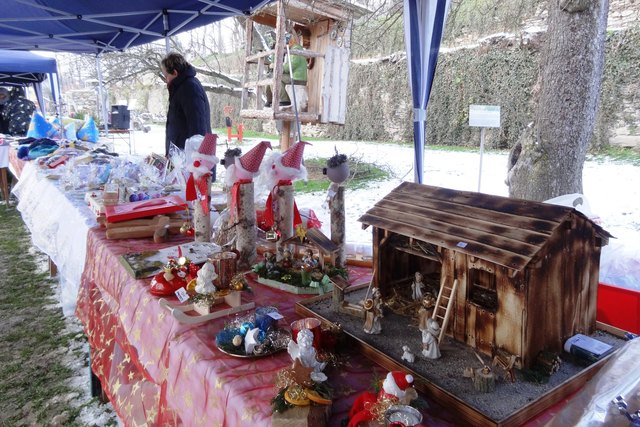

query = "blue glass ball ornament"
[{"left": 239, "top": 322, "right": 255, "bottom": 336}]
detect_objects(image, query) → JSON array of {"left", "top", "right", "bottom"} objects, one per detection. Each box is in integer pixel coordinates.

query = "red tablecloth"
[{"left": 76, "top": 228, "right": 440, "bottom": 426}]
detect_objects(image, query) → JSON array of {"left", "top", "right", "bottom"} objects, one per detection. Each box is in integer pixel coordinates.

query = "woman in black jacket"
[{"left": 161, "top": 53, "right": 211, "bottom": 156}]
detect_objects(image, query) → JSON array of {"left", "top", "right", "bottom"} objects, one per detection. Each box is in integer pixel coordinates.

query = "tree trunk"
[{"left": 507, "top": 0, "right": 609, "bottom": 201}]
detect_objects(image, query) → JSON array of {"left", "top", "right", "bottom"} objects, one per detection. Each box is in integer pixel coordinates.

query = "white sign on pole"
[
  {"left": 469, "top": 105, "right": 501, "bottom": 128},
  {"left": 469, "top": 105, "right": 501, "bottom": 192}
]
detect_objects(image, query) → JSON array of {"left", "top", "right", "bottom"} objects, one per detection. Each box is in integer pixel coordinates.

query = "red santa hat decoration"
[
  {"left": 226, "top": 141, "right": 273, "bottom": 223},
  {"left": 383, "top": 371, "right": 414, "bottom": 399},
  {"left": 185, "top": 134, "right": 219, "bottom": 213},
  {"left": 187, "top": 133, "right": 218, "bottom": 178},
  {"left": 260, "top": 140, "right": 310, "bottom": 190},
  {"left": 225, "top": 140, "right": 272, "bottom": 185}
]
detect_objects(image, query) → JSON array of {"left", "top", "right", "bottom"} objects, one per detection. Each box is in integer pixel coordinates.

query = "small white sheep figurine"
[{"left": 401, "top": 345, "right": 415, "bottom": 363}]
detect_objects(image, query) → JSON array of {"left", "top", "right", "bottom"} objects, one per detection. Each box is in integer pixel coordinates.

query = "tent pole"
[
  {"left": 53, "top": 71, "right": 61, "bottom": 116},
  {"left": 163, "top": 10, "right": 171, "bottom": 53},
  {"left": 96, "top": 55, "right": 109, "bottom": 134}
]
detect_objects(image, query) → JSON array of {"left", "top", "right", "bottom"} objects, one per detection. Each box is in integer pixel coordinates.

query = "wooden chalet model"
[
  {"left": 241, "top": 0, "right": 369, "bottom": 149},
  {"left": 359, "top": 182, "right": 612, "bottom": 368}
]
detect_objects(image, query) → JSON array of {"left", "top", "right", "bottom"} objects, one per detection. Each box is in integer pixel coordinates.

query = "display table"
[
  {"left": 10, "top": 152, "right": 98, "bottom": 315},
  {"left": 75, "top": 227, "right": 400, "bottom": 426},
  {"left": 6, "top": 146, "right": 632, "bottom": 427},
  {"left": 8, "top": 145, "right": 25, "bottom": 178},
  {"left": 0, "top": 144, "right": 9, "bottom": 204}
]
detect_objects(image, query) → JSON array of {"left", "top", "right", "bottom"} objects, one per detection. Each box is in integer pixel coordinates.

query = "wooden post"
[
  {"left": 275, "top": 184, "right": 294, "bottom": 258},
  {"left": 194, "top": 175, "right": 212, "bottom": 242},
  {"left": 330, "top": 185, "right": 345, "bottom": 268},
  {"left": 280, "top": 121, "right": 292, "bottom": 151},
  {"left": 236, "top": 182, "right": 257, "bottom": 269}
]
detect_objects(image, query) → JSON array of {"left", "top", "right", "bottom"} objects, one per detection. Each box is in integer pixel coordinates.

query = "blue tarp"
[{"left": 0, "top": 0, "right": 273, "bottom": 54}]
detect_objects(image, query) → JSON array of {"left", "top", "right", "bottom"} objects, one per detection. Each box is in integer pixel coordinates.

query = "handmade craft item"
[
  {"left": 258, "top": 140, "right": 309, "bottom": 237},
  {"left": 363, "top": 287, "right": 383, "bottom": 334},
  {"left": 214, "top": 308, "right": 289, "bottom": 357},
  {"left": 149, "top": 253, "right": 198, "bottom": 297},
  {"left": 421, "top": 318, "right": 441, "bottom": 359},
  {"left": 225, "top": 140, "right": 271, "bottom": 222},
  {"left": 191, "top": 261, "right": 218, "bottom": 314},
  {"left": 272, "top": 326, "right": 332, "bottom": 423},
  {"left": 347, "top": 371, "right": 418, "bottom": 427},
  {"left": 159, "top": 273, "right": 254, "bottom": 325},
  {"left": 185, "top": 133, "right": 218, "bottom": 214}
]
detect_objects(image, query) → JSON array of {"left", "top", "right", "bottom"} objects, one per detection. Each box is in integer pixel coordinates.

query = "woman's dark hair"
[{"left": 161, "top": 52, "right": 190, "bottom": 74}]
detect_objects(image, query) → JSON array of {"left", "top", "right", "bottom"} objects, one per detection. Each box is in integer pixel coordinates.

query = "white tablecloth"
[
  {"left": 0, "top": 145, "right": 8, "bottom": 168},
  {"left": 12, "top": 161, "right": 97, "bottom": 315}
]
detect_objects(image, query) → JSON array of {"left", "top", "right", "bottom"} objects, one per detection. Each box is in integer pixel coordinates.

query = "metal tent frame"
[{"left": 0, "top": 0, "right": 274, "bottom": 129}]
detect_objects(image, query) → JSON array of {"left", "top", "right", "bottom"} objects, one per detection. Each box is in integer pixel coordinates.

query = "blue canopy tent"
[
  {"left": 403, "top": 0, "right": 451, "bottom": 184},
  {"left": 0, "top": 0, "right": 273, "bottom": 54},
  {"left": 0, "top": 0, "right": 450, "bottom": 177},
  {"left": 0, "top": 0, "right": 274, "bottom": 127},
  {"left": 0, "top": 49, "right": 60, "bottom": 114}
]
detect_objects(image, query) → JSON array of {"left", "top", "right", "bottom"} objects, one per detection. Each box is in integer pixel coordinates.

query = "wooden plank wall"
[
  {"left": 309, "top": 20, "right": 329, "bottom": 117},
  {"left": 321, "top": 44, "right": 350, "bottom": 124},
  {"left": 494, "top": 266, "right": 525, "bottom": 363},
  {"left": 524, "top": 215, "right": 600, "bottom": 367}
]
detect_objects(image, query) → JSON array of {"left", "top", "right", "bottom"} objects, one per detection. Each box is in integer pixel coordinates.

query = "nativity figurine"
[
  {"left": 363, "top": 287, "right": 383, "bottom": 334},
  {"left": 411, "top": 271, "right": 425, "bottom": 301},
  {"left": 421, "top": 318, "right": 441, "bottom": 359}
]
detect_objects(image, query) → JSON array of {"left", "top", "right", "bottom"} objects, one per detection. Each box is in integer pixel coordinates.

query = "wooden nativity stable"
[{"left": 359, "top": 182, "right": 612, "bottom": 368}]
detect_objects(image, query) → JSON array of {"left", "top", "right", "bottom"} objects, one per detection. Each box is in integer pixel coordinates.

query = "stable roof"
[
  {"left": 358, "top": 182, "right": 611, "bottom": 271},
  {"left": 0, "top": 0, "right": 273, "bottom": 54}
]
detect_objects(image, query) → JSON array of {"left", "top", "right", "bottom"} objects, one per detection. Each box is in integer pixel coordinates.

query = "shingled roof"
[{"left": 358, "top": 182, "right": 611, "bottom": 271}]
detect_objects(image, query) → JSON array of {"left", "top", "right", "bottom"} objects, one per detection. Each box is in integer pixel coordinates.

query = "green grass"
[
  {"left": 590, "top": 145, "right": 640, "bottom": 165},
  {"left": 293, "top": 157, "right": 391, "bottom": 194},
  {"left": 212, "top": 127, "right": 329, "bottom": 142},
  {"left": 0, "top": 206, "right": 109, "bottom": 426}
]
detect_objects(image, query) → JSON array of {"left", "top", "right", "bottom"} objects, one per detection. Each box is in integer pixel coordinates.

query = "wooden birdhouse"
[
  {"left": 358, "top": 182, "right": 612, "bottom": 369},
  {"left": 241, "top": 0, "right": 369, "bottom": 150}
]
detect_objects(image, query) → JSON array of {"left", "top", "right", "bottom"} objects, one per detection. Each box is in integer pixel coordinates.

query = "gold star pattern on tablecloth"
[
  {"left": 183, "top": 390, "right": 194, "bottom": 408},
  {"left": 215, "top": 377, "right": 225, "bottom": 389},
  {"left": 241, "top": 405, "right": 260, "bottom": 421}
]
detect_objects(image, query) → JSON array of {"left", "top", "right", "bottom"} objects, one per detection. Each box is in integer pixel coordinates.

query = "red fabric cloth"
[{"left": 75, "top": 228, "right": 405, "bottom": 426}]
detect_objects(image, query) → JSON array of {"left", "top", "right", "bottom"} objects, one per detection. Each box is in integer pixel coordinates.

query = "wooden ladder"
[{"left": 432, "top": 278, "right": 459, "bottom": 343}]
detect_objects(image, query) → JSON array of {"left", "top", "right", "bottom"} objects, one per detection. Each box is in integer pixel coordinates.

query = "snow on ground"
[{"left": 111, "top": 125, "right": 640, "bottom": 287}]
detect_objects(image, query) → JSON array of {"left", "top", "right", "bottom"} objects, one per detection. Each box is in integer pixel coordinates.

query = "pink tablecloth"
[
  {"left": 8, "top": 146, "right": 25, "bottom": 178},
  {"left": 76, "top": 228, "right": 423, "bottom": 427}
]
